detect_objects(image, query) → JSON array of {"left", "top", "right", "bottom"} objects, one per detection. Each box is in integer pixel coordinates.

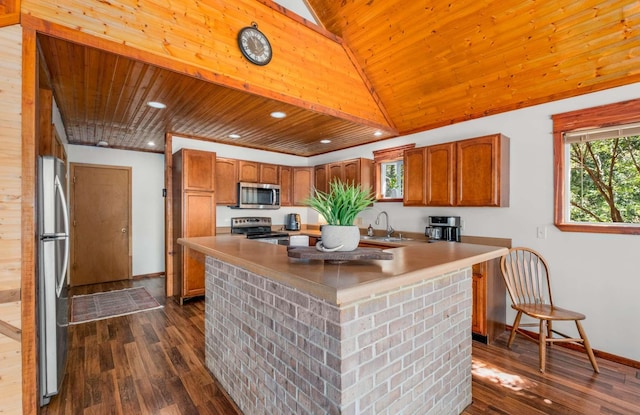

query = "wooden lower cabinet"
[
  {"left": 174, "top": 191, "right": 216, "bottom": 303},
  {"left": 471, "top": 258, "right": 506, "bottom": 343},
  {"left": 173, "top": 148, "right": 217, "bottom": 304}
]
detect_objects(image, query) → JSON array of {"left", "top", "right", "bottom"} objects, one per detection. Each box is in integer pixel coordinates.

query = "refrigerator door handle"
[{"left": 54, "top": 175, "right": 70, "bottom": 298}]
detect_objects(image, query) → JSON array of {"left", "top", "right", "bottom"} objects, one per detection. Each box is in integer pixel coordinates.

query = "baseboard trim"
[
  {"left": 506, "top": 326, "right": 640, "bottom": 369},
  {"left": 132, "top": 272, "right": 165, "bottom": 280}
]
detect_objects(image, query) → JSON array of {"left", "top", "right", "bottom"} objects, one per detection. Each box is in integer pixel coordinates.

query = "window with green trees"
[
  {"left": 381, "top": 160, "right": 404, "bottom": 199},
  {"left": 567, "top": 124, "right": 640, "bottom": 224},
  {"left": 553, "top": 98, "right": 640, "bottom": 234}
]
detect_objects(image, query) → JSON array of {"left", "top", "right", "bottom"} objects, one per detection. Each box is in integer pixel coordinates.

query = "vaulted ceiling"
[{"left": 32, "top": 0, "right": 640, "bottom": 156}]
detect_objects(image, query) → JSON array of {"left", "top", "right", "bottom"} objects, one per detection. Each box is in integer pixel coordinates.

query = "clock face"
[{"left": 238, "top": 27, "right": 272, "bottom": 66}]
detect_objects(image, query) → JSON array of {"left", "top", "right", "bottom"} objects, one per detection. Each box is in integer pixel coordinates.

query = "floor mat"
[{"left": 70, "top": 286, "right": 163, "bottom": 324}]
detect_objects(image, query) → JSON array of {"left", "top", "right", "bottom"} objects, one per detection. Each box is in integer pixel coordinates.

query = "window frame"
[
  {"left": 372, "top": 144, "right": 415, "bottom": 202},
  {"left": 552, "top": 98, "right": 640, "bottom": 235}
]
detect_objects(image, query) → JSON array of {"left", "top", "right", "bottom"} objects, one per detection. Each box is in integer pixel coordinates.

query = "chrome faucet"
[{"left": 375, "top": 211, "right": 394, "bottom": 237}]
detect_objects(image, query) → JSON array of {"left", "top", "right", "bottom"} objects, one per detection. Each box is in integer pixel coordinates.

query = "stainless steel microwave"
[{"left": 234, "top": 182, "right": 281, "bottom": 209}]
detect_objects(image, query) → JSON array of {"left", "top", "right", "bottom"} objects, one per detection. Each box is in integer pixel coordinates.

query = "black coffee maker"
[{"left": 425, "top": 216, "right": 461, "bottom": 242}]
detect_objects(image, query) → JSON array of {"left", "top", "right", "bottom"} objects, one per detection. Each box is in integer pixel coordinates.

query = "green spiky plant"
[{"left": 304, "top": 179, "right": 375, "bottom": 226}]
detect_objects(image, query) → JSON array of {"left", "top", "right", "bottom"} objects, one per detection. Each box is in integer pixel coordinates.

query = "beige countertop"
[{"left": 178, "top": 234, "right": 508, "bottom": 305}]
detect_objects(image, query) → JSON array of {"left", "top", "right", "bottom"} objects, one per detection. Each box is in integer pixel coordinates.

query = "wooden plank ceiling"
[
  {"left": 38, "top": 35, "right": 389, "bottom": 157},
  {"left": 35, "top": 0, "right": 640, "bottom": 156}
]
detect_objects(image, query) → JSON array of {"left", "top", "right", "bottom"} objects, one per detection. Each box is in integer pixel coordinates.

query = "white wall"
[
  {"left": 308, "top": 82, "right": 640, "bottom": 362},
  {"left": 66, "top": 145, "right": 166, "bottom": 276},
  {"left": 272, "top": 0, "right": 318, "bottom": 24}
]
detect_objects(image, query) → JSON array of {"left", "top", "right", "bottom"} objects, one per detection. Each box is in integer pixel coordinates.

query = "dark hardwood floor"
[{"left": 43, "top": 277, "right": 640, "bottom": 414}]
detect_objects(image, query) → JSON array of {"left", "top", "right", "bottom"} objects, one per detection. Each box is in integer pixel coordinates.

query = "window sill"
[{"left": 555, "top": 222, "right": 640, "bottom": 235}]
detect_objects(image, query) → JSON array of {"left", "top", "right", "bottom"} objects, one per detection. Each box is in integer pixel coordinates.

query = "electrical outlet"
[
  {"left": 536, "top": 226, "right": 547, "bottom": 239},
  {"left": 460, "top": 219, "right": 465, "bottom": 231}
]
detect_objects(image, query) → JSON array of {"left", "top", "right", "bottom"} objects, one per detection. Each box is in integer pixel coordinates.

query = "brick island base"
[{"left": 204, "top": 257, "right": 472, "bottom": 415}]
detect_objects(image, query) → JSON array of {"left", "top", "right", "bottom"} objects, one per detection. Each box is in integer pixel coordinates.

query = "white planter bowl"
[{"left": 319, "top": 225, "right": 360, "bottom": 252}]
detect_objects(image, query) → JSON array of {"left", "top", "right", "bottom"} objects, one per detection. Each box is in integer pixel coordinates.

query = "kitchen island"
[{"left": 179, "top": 235, "right": 507, "bottom": 415}]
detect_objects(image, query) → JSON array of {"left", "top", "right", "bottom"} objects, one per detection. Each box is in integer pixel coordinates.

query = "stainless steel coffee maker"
[{"left": 425, "top": 216, "right": 461, "bottom": 242}]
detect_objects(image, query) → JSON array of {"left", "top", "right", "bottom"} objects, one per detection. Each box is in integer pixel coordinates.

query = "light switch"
[{"left": 536, "top": 226, "right": 547, "bottom": 239}]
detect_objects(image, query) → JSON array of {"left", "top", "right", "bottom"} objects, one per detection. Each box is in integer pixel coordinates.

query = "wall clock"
[{"left": 237, "top": 23, "right": 272, "bottom": 66}]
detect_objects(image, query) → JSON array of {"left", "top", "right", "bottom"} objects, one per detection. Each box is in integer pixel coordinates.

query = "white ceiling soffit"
[{"left": 272, "top": 0, "right": 318, "bottom": 24}]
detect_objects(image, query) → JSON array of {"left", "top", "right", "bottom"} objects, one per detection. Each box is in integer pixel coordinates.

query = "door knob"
[{"left": 121, "top": 228, "right": 127, "bottom": 233}]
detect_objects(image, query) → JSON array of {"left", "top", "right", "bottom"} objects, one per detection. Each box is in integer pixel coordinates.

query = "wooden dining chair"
[{"left": 500, "top": 247, "right": 599, "bottom": 373}]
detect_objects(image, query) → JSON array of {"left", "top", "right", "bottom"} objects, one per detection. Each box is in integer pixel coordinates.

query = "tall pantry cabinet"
[{"left": 172, "top": 149, "right": 216, "bottom": 304}]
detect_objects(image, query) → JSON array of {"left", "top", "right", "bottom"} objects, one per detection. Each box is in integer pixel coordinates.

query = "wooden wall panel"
[
  {"left": 307, "top": 0, "right": 640, "bottom": 135},
  {"left": 0, "top": 24, "right": 25, "bottom": 414},
  {"left": 0, "top": 0, "right": 19, "bottom": 27},
  {"left": 20, "top": 0, "right": 391, "bottom": 130}
]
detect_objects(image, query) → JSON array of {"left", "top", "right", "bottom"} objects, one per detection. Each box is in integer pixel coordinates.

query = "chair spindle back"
[{"left": 500, "top": 247, "right": 553, "bottom": 306}]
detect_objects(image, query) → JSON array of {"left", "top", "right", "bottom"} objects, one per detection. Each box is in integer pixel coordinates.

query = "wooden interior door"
[{"left": 70, "top": 163, "right": 131, "bottom": 286}]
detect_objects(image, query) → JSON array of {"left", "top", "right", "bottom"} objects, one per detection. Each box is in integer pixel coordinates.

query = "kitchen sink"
[{"left": 361, "top": 235, "right": 413, "bottom": 242}]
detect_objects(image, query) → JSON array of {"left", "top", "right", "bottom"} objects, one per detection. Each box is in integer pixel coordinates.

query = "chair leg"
[
  {"left": 508, "top": 311, "right": 523, "bottom": 348},
  {"left": 539, "top": 319, "right": 547, "bottom": 373},
  {"left": 576, "top": 320, "right": 600, "bottom": 373},
  {"left": 547, "top": 320, "right": 553, "bottom": 347}
]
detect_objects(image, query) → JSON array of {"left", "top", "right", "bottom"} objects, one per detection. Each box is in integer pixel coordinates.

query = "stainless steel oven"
[{"left": 231, "top": 217, "right": 289, "bottom": 244}]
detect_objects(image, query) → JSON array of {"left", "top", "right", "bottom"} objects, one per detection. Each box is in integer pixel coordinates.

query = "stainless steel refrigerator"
[{"left": 38, "top": 155, "right": 70, "bottom": 405}]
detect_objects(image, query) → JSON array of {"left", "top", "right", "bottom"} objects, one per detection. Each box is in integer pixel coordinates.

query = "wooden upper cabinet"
[
  {"left": 215, "top": 157, "right": 238, "bottom": 205},
  {"left": 280, "top": 166, "right": 293, "bottom": 206},
  {"left": 259, "top": 163, "right": 279, "bottom": 184},
  {"left": 456, "top": 134, "right": 510, "bottom": 207},
  {"left": 314, "top": 164, "right": 328, "bottom": 193},
  {"left": 238, "top": 160, "right": 259, "bottom": 182},
  {"left": 403, "top": 148, "right": 427, "bottom": 206},
  {"left": 238, "top": 160, "right": 279, "bottom": 184},
  {"left": 179, "top": 149, "right": 216, "bottom": 192},
  {"left": 426, "top": 143, "right": 456, "bottom": 206},
  {"left": 328, "top": 162, "right": 344, "bottom": 185},
  {"left": 403, "top": 134, "right": 509, "bottom": 207},
  {"left": 316, "top": 159, "right": 373, "bottom": 193},
  {"left": 344, "top": 158, "right": 373, "bottom": 191},
  {"left": 292, "top": 167, "right": 313, "bottom": 206}
]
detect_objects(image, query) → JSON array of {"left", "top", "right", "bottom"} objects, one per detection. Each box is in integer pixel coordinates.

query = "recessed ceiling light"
[
  {"left": 320, "top": 139, "right": 331, "bottom": 144},
  {"left": 228, "top": 134, "right": 241, "bottom": 139},
  {"left": 96, "top": 140, "right": 109, "bottom": 147},
  {"left": 374, "top": 131, "right": 383, "bottom": 137},
  {"left": 270, "top": 111, "right": 287, "bottom": 119},
  {"left": 147, "top": 141, "right": 155, "bottom": 147},
  {"left": 147, "top": 101, "right": 166, "bottom": 109}
]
